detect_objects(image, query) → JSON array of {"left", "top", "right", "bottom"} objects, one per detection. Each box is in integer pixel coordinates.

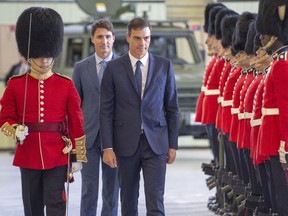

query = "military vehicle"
[{"left": 54, "top": 0, "right": 207, "bottom": 139}]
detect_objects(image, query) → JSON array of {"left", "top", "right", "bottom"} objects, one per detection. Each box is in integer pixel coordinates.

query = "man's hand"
[
  {"left": 167, "top": 148, "right": 176, "bottom": 164},
  {"left": 15, "top": 124, "right": 29, "bottom": 144},
  {"left": 103, "top": 149, "right": 117, "bottom": 168},
  {"left": 278, "top": 141, "right": 288, "bottom": 170},
  {"left": 72, "top": 162, "right": 83, "bottom": 173}
]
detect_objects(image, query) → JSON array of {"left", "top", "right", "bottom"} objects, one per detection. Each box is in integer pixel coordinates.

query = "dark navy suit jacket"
[{"left": 100, "top": 53, "right": 179, "bottom": 157}]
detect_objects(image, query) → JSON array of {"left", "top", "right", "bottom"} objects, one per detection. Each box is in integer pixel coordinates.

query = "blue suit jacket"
[
  {"left": 100, "top": 53, "right": 179, "bottom": 157},
  {"left": 72, "top": 54, "right": 118, "bottom": 149}
]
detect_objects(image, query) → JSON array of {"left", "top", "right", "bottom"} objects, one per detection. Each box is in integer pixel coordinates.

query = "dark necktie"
[
  {"left": 135, "top": 60, "right": 142, "bottom": 95},
  {"left": 99, "top": 60, "right": 107, "bottom": 85}
]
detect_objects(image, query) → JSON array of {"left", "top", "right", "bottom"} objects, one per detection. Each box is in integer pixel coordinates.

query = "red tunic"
[
  {"left": 0, "top": 73, "right": 84, "bottom": 170},
  {"left": 195, "top": 55, "right": 218, "bottom": 123},
  {"left": 221, "top": 67, "right": 242, "bottom": 134},
  {"left": 237, "top": 68, "right": 254, "bottom": 149},
  {"left": 216, "top": 60, "right": 231, "bottom": 130},
  {"left": 243, "top": 73, "right": 262, "bottom": 151},
  {"left": 258, "top": 49, "right": 288, "bottom": 156},
  {"left": 202, "top": 56, "right": 225, "bottom": 124},
  {"left": 229, "top": 70, "right": 246, "bottom": 142},
  {"left": 250, "top": 72, "right": 269, "bottom": 165}
]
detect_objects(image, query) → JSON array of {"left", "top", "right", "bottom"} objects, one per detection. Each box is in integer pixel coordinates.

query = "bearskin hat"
[
  {"left": 203, "top": 3, "right": 226, "bottom": 33},
  {"left": 244, "top": 21, "right": 257, "bottom": 55},
  {"left": 208, "top": 6, "right": 225, "bottom": 36},
  {"left": 256, "top": 0, "right": 288, "bottom": 44},
  {"left": 232, "top": 12, "right": 257, "bottom": 56},
  {"left": 215, "top": 8, "right": 238, "bottom": 40},
  {"left": 273, "top": 0, "right": 287, "bottom": 6},
  {"left": 221, "top": 14, "right": 239, "bottom": 49},
  {"left": 16, "top": 7, "right": 63, "bottom": 59}
]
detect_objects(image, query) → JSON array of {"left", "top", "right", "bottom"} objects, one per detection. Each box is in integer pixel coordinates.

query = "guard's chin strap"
[
  {"left": 278, "top": 5, "right": 286, "bottom": 21},
  {"left": 263, "top": 36, "right": 278, "bottom": 51},
  {"left": 28, "top": 58, "right": 54, "bottom": 75},
  {"left": 28, "top": 58, "right": 54, "bottom": 80}
]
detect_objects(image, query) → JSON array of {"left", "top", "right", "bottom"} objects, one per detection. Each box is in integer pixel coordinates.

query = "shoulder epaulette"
[
  {"left": 9, "top": 72, "right": 27, "bottom": 80},
  {"left": 54, "top": 72, "right": 72, "bottom": 81}
]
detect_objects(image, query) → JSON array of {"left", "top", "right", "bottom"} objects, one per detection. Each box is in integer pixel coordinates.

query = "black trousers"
[
  {"left": 256, "top": 163, "right": 273, "bottom": 211},
  {"left": 221, "top": 132, "right": 237, "bottom": 174},
  {"left": 205, "top": 124, "right": 219, "bottom": 165},
  {"left": 20, "top": 165, "right": 67, "bottom": 216},
  {"left": 269, "top": 156, "right": 288, "bottom": 216}
]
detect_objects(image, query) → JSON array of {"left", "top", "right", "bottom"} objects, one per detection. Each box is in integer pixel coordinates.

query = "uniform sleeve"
[
  {"left": 272, "top": 60, "right": 288, "bottom": 148},
  {"left": 0, "top": 81, "right": 18, "bottom": 127},
  {"left": 66, "top": 81, "right": 87, "bottom": 162}
]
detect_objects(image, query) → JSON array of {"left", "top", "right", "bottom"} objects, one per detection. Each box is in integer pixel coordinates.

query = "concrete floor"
[{"left": 0, "top": 137, "right": 216, "bottom": 216}]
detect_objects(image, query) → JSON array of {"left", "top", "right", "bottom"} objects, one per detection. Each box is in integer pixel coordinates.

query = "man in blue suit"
[
  {"left": 72, "top": 19, "right": 119, "bottom": 216},
  {"left": 100, "top": 17, "right": 179, "bottom": 216}
]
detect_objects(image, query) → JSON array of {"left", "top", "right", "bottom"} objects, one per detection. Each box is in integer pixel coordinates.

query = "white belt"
[
  {"left": 231, "top": 108, "right": 240, "bottom": 114},
  {"left": 238, "top": 113, "right": 244, "bottom": 120},
  {"left": 217, "top": 96, "right": 223, "bottom": 103},
  {"left": 201, "top": 85, "right": 206, "bottom": 92},
  {"left": 262, "top": 108, "right": 279, "bottom": 116},
  {"left": 205, "top": 89, "right": 220, "bottom": 95},
  {"left": 250, "top": 118, "right": 262, "bottom": 127},
  {"left": 243, "top": 112, "right": 253, "bottom": 119},
  {"left": 221, "top": 100, "right": 233, "bottom": 107}
]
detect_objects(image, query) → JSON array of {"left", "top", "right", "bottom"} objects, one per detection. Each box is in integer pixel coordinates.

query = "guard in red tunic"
[
  {"left": 202, "top": 6, "right": 226, "bottom": 166},
  {"left": 195, "top": 3, "right": 224, "bottom": 123},
  {"left": 249, "top": 45, "right": 275, "bottom": 214},
  {"left": 214, "top": 9, "right": 239, "bottom": 175},
  {"left": 230, "top": 12, "right": 256, "bottom": 185},
  {"left": 0, "top": 7, "right": 87, "bottom": 216},
  {"left": 256, "top": 0, "right": 288, "bottom": 215},
  {"left": 220, "top": 14, "right": 242, "bottom": 177}
]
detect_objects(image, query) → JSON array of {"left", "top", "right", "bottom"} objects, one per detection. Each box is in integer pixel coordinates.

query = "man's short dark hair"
[
  {"left": 127, "top": 17, "right": 151, "bottom": 35},
  {"left": 91, "top": 19, "right": 115, "bottom": 36}
]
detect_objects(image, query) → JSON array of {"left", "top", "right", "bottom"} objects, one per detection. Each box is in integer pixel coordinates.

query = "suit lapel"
[
  {"left": 86, "top": 55, "right": 100, "bottom": 92},
  {"left": 122, "top": 54, "right": 139, "bottom": 95},
  {"left": 144, "top": 54, "right": 158, "bottom": 96}
]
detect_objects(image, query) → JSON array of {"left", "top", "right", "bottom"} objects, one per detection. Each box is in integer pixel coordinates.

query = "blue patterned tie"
[
  {"left": 135, "top": 60, "right": 142, "bottom": 95},
  {"left": 99, "top": 60, "right": 107, "bottom": 85}
]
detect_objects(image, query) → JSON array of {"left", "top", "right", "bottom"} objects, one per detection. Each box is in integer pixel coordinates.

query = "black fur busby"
[
  {"left": 203, "top": 3, "right": 226, "bottom": 33},
  {"left": 221, "top": 14, "right": 239, "bottom": 49},
  {"left": 16, "top": 7, "right": 63, "bottom": 59},
  {"left": 273, "top": 0, "right": 287, "bottom": 6},
  {"left": 215, "top": 8, "right": 238, "bottom": 40},
  {"left": 256, "top": 0, "right": 288, "bottom": 44},
  {"left": 244, "top": 21, "right": 257, "bottom": 55},
  {"left": 208, "top": 6, "right": 226, "bottom": 36},
  {"left": 232, "top": 12, "right": 257, "bottom": 56}
]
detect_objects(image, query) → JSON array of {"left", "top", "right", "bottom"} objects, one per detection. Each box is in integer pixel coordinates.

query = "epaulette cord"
[
  {"left": 9, "top": 72, "right": 27, "bottom": 80},
  {"left": 54, "top": 72, "right": 72, "bottom": 81}
]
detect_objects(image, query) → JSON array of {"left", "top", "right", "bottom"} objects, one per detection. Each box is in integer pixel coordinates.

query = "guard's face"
[
  {"left": 91, "top": 28, "right": 115, "bottom": 59},
  {"left": 126, "top": 27, "right": 151, "bottom": 59},
  {"left": 235, "top": 51, "right": 251, "bottom": 68},
  {"left": 260, "top": 34, "right": 271, "bottom": 47},
  {"left": 33, "top": 57, "right": 54, "bottom": 69}
]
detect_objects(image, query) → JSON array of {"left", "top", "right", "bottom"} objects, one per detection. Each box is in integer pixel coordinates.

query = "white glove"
[
  {"left": 72, "top": 162, "right": 82, "bottom": 173},
  {"left": 15, "top": 125, "right": 29, "bottom": 145},
  {"left": 279, "top": 141, "right": 288, "bottom": 164}
]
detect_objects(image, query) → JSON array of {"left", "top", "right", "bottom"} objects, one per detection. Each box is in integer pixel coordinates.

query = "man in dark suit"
[
  {"left": 100, "top": 17, "right": 179, "bottom": 216},
  {"left": 72, "top": 19, "right": 119, "bottom": 216}
]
